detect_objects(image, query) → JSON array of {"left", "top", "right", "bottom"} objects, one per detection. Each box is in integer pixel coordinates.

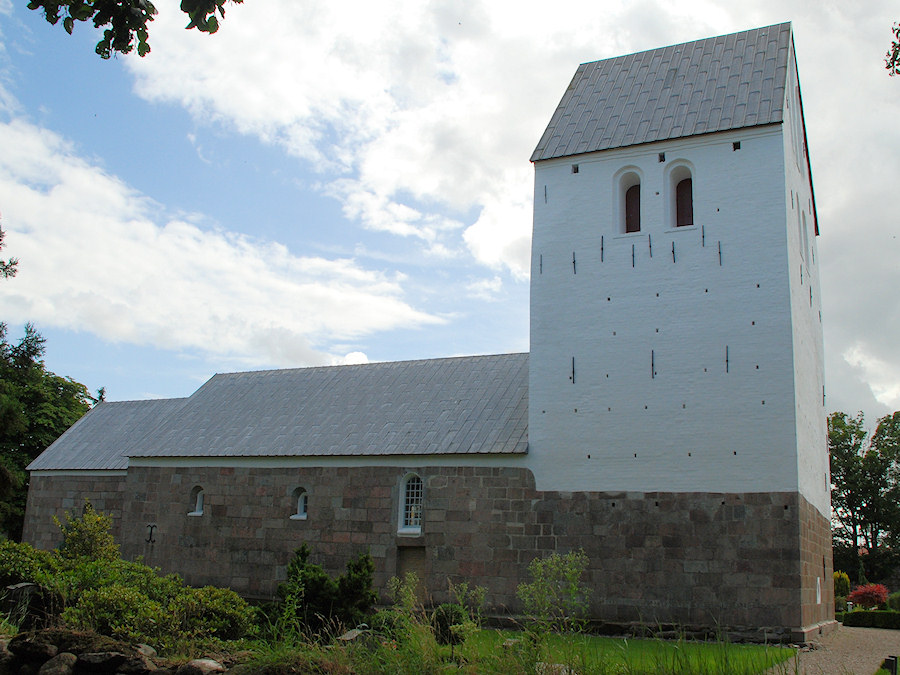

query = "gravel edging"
[{"left": 767, "top": 625, "right": 900, "bottom": 675}]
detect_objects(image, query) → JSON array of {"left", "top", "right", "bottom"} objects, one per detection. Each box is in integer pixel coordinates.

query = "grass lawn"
[{"left": 456, "top": 629, "right": 797, "bottom": 674}]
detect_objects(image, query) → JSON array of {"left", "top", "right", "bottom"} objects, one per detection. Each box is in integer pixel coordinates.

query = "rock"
[
  {"left": 76, "top": 651, "right": 127, "bottom": 672},
  {"left": 535, "top": 663, "right": 573, "bottom": 675},
  {"left": 7, "top": 633, "right": 59, "bottom": 662},
  {"left": 37, "top": 652, "right": 77, "bottom": 675},
  {"left": 175, "top": 659, "right": 225, "bottom": 675},
  {"left": 135, "top": 644, "right": 158, "bottom": 659},
  {"left": 337, "top": 628, "right": 362, "bottom": 641},
  {"left": 116, "top": 652, "right": 159, "bottom": 674}
]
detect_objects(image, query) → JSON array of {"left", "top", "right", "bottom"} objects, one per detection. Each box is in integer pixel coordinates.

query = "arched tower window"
[
  {"left": 625, "top": 185, "right": 641, "bottom": 232},
  {"left": 290, "top": 487, "right": 308, "bottom": 520},
  {"left": 666, "top": 164, "right": 694, "bottom": 229},
  {"left": 399, "top": 473, "right": 423, "bottom": 535},
  {"left": 188, "top": 485, "right": 204, "bottom": 516},
  {"left": 617, "top": 170, "right": 642, "bottom": 234},
  {"left": 675, "top": 178, "right": 693, "bottom": 227}
]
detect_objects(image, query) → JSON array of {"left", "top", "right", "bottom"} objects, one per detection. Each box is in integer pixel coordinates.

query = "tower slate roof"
[{"left": 531, "top": 22, "right": 792, "bottom": 161}]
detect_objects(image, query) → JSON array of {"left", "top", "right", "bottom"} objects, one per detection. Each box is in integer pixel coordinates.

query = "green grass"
[{"left": 457, "top": 629, "right": 797, "bottom": 675}]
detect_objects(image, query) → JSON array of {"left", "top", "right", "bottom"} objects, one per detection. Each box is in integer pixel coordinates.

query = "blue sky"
[{"left": 0, "top": 0, "right": 898, "bottom": 424}]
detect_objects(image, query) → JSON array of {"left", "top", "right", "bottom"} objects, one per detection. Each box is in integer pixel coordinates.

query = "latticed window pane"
[{"left": 404, "top": 476, "right": 423, "bottom": 528}]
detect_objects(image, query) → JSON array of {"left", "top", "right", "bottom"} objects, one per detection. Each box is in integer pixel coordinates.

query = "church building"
[{"left": 23, "top": 22, "right": 833, "bottom": 642}]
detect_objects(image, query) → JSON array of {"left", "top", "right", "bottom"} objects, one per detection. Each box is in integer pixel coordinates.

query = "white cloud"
[
  {"left": 843, "top": 343, "right": 900, "bottom": 412},
  {"left": 4, "top": 0, "right": 900, "bottom": 419},
  {"left": 466, "top": 275, "right": 503, "bottom": 301},
  {"left": 0, "top": 119, "right": 441, "bottom": 367}
]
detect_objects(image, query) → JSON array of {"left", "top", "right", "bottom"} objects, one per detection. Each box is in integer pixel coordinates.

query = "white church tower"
[{"left": 526, "top": 23, "right": 832, "bottom": 639}]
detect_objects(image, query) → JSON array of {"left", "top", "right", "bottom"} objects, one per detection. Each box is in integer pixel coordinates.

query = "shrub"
[
  {"left": 833, "top": 570, "right": 850, "bottom": 598},
  {"left": 171, "top": 585, "right": 256, "bottom": 640},
  {"left": 0, "top": 539, "right": 60, "bottom": 587},
  {"left": 842, "top": 610, "right": 900, "bottom": 629},
  {"left": 54, "top": 501, "right": 119, "bottom": 561},
  {"left": 848, "top": 583, "right": 889, "bottom": 609},
  {"left": 889, "top": 591, "right": 900, "bottom": 612},
  {"left": 431, "top": 603, "right": 467, "bottom": 646},
  {"left": 58, "top": 557, "right": 184, "bottom": 607},
  {"left": 517, "top": 549, "right": 589, "bottom": 633},
  {"left": 835, "top": 596, "right": 847, "bottom": 613},
  {"left": 274, "top": 544, "right": 376, "bottom": 634},
  {"left": 61, "top": 584, "right": 171, "bottom": 643}
]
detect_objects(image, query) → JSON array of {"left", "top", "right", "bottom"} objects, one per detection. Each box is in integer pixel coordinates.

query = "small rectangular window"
[
  {"left": 571, "top": 164, "right": 579, "bottom": 174},
  {"left": 732, "top": 141, "right": 741, "bottom": 151},
  {"left": 658, "top": 153, "right": 665, "bottom": 162}
]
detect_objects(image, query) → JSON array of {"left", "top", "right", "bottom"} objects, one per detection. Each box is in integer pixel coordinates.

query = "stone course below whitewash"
[{"left": 24, "top": 464, "right": 832, "bottom": 639}]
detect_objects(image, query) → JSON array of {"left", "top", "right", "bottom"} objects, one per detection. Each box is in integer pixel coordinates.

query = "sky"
[{"left": 0, "top": 0, "right": 898, "bottom": 425}]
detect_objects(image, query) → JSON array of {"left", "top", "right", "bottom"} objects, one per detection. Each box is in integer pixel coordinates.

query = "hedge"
[{"left": 840, "top": 610, "right": 900, "bottom": 630}]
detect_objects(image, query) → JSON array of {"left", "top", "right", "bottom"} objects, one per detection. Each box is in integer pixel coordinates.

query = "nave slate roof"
[
  {"left": 532, "top": 22, "right": 792, "bottom": 161},
  {"left": 29, "top": 353, "right": 529, "bottom": 471},
  {"left": 27, "top": 397, "right": 189, "bottom": 471}
]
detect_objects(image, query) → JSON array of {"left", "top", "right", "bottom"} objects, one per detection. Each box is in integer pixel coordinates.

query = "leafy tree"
[
  {"left": 27, "top": 0, "right": 243, "bottom": 59},
  {"left": 0, "top": 223, "right": 17, "bottom": 279},
  {"left": 829, "top": 410, "right": 900, "bottom": 583},
  {"left": 888, "top": 23, "right": 900, "bottom": 76},
  {"left": 0, "top": 323, "right": 94, "bottom": 539}
]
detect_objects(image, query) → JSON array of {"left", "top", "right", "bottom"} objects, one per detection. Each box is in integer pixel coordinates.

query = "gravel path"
[{"left": 766, "top": 626, "right": 900, "bottom": 675}]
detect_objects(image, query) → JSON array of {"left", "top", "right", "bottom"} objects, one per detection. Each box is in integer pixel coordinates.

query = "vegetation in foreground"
[{"left": 1, "top": 511, "right": 796, "bottom": 673}]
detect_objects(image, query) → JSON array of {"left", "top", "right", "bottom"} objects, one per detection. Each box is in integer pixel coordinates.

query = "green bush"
[
  {"left": 0, "top": 539, "right": 60, "bottom": 587},
  {"left": 841, "top": 610, "right": 900, "bottom": 630},
  {"left": 833, "top": 570, "right": 850, "bottom": 598},
  {"left": 171, "top": 585, "right": 256, "bottom": 640},
  {"left": 61, "top": 584, "right": 171, "bottom": 643},
  {"left": 431, "top": 603, "right": 467, "bottom": 646},
  {"left": 274, "top": 544, "right": 376, "bottom": 634},
  {"left": 889, "top": 592, "right": 900, "bottom": 612},
  {"left": 54, "top": 501, "right": 119, "bottom": 561},
  {"left": 517, "top": 549, "right": 589, "bottom": 633},
  {"left": 835, "top": 596, "right": 847, "bottom": 613},
  {"left": 59, "top": 557, "right": 184, "bottom": 606}
]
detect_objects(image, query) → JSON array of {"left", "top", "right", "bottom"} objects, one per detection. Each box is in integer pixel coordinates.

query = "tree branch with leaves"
[
  {"left": 27, "top": 0, "right": 243, "bottom": 59},
  {"left": 887, "top": 23, "right": 900, "bottom": 76},
  {"left": 0, "top": 218, "right": 17, "bottom": 279}
]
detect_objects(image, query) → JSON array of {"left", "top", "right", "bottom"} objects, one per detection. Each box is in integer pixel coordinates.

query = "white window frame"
[
  {"left": 398, "top": 473, "right": 423, "bottom": 535},
  {"left": 290, "top": 487, "right": 309, "bottom": 520},
  {"left": 188, "top": 486, "right": 204, "bottom": 516}
]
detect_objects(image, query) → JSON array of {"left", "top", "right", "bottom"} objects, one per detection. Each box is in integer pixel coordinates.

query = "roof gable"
[{"left": 531, "top": 23, "right": 792, "bottom": 162}]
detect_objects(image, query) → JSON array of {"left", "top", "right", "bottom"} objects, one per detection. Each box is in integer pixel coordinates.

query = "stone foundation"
[{"left": 23, "top": 464, "right": 833, "bottom": 641}]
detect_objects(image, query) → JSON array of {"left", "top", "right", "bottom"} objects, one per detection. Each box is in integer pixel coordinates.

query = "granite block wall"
[
  {"left": 24, "top": 463, "right": 828, "bottom": 637},
  {"left": 22, "top": 473, "right": 126, "bottom": 550}
]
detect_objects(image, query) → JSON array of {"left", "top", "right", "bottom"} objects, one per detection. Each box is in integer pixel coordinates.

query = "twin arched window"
[
  {"left": 617, "top": 165, "right": 694, "bottom": 233},
  {"left": 399, "top": 473, "right": 423, "bottom": 535}
]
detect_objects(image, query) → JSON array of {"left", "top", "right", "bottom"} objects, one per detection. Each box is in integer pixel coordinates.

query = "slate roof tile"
[{"left": 532, "top": 23, "right": 791, "bottom": 161}]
